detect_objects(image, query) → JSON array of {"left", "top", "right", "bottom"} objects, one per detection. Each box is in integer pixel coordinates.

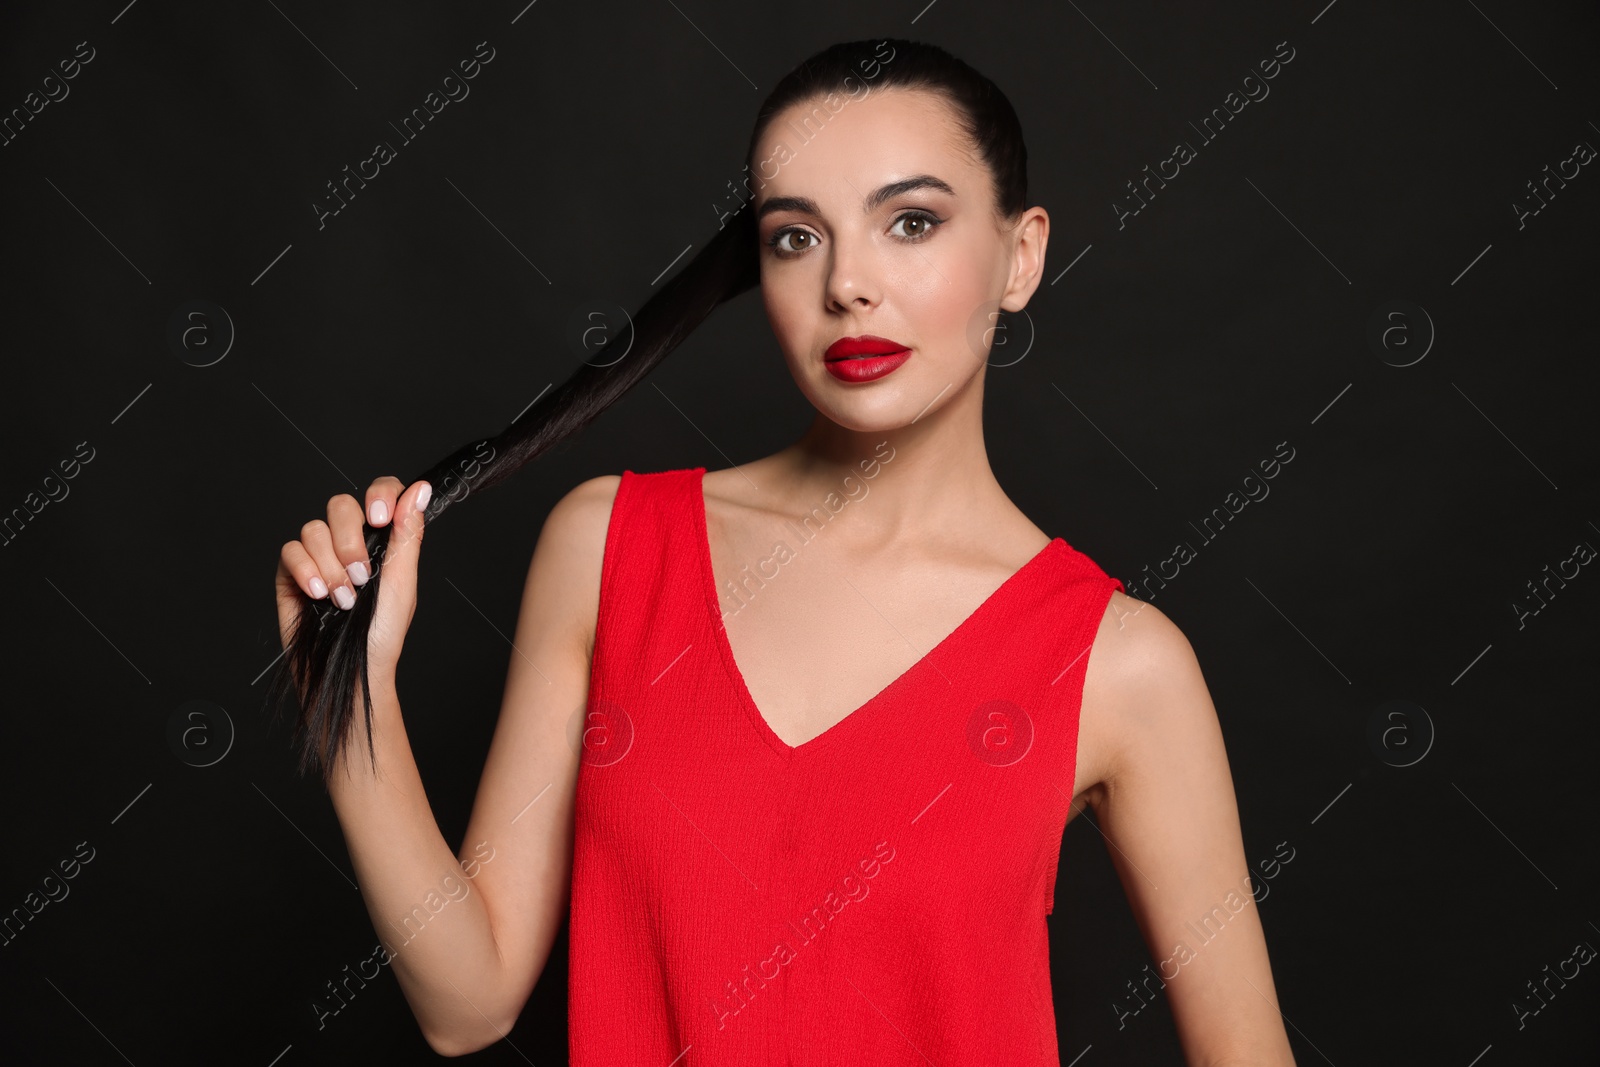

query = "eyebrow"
[{"left": 755, "top": 174, "right": 957, "bottom": 221}]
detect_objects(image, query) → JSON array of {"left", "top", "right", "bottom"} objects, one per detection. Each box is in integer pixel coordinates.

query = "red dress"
[{"left": 569, "top": 466, "right": 1124, "bottom": 1064}]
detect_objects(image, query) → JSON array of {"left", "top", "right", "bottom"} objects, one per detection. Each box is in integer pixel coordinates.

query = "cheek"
[
  {"left": 909, "top": 258, "right": 994, "bottom": 361},
  {"left": 910, "top": 224, "right": 997, "bottom": 307}
]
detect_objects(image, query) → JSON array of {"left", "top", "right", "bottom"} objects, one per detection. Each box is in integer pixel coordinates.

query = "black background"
[{"left": 2, "top": 0, "right": 1597, "bottom": 1063}]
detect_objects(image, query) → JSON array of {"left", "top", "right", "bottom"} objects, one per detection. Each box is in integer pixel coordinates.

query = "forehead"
[{"left": 752, "top": 87, "right": 981, "bottom": 208}]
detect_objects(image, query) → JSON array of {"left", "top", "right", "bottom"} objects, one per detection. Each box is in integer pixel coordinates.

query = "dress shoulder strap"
[{"left": 590, "top": 466, "right": 708, "bottom": 706}]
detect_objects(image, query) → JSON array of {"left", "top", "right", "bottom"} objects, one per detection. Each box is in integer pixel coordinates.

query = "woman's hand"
[{"left": 275, "top": 477, "right": 433, "bottom": 679}]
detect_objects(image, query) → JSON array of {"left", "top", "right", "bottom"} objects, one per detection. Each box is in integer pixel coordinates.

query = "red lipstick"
[{"left": 823, "top": 335, "right": 912, "bottom": 383}]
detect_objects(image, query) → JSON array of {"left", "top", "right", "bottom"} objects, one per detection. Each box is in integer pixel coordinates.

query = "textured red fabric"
[{"left": 569, "top": 466, "right": 1124, "bottom": 1065}]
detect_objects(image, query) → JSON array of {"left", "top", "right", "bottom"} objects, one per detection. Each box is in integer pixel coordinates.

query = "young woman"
[{"left": 272, "top": 38, "right": 1296, "bottom": 1064}]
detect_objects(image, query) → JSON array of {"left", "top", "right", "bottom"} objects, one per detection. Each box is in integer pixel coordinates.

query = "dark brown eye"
[
  {"left": 890, "top": 212, "right": 941, "bottom": 240},
  {"left": 768, "top": 228, "right": 817, "bottom": 254}
]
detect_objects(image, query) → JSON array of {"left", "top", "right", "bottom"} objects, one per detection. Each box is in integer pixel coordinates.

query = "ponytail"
[
  {"left": 266, "top": 208, "right": 759, "bottom": 779},
  {"left": 268, "top": 35, "right": 1029, "bottom": 780}
]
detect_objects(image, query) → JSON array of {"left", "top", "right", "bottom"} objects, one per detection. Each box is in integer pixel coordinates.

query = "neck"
[{"left": 767, "top": 372, "right": 1014, "bottom": 547}]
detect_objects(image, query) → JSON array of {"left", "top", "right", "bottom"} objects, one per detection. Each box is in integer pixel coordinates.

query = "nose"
[{"left": 824, "top": 232, "right": 882, "bottom": 312}]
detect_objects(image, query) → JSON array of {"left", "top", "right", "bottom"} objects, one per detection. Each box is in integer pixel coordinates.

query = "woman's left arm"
[{"left": 1079, "top": 591, "right": 1298, "bottom": 1067}]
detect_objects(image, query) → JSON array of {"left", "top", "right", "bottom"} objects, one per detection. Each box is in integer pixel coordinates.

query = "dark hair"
[{"left": 267, "top": 38, "right": 1031, "bottom": 780}]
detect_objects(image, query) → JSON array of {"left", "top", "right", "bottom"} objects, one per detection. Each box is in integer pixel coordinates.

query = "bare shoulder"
[
  {"left": 1078, "top": 590, "right": 1218, "bottom": 796},
  {"left": 527, "top": 474, "right": 623, "bottom": 657},
  {"left": 547, "top": 472, "right": 624, "bottom": 531},
  {"left": 1088, "top": 591, "right": 1203, "bottom": 696}
]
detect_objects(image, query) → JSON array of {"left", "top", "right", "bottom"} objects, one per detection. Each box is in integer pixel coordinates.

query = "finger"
[
  {"left": 376, "top": 479, "right": 432, "bottom": 580},
  {"left": 301, "top": 518, "right": 358, "bottom": 611},
  {"left": 276, "top": 541, "right": 329, "bottom": 647},
  {"left": 326, "top": 493, "right": 373, "bottom": 589},
  {"left": 364, "top": 475, "right": 406, "bottom": 527},
  {"left": 278, "top": 539, "right": 329, "bottom": 601}
]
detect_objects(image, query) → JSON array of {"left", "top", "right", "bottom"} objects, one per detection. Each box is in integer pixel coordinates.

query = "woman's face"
[{"left": 751, "top": 86, "right": 1047, "bottom": 430}]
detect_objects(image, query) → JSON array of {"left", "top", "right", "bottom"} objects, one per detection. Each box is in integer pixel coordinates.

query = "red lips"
[{"left": 825, "top": 335, "right": 910, "bottom": 361}]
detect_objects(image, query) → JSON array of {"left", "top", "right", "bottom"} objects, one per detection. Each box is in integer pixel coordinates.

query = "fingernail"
[
  {"left": 333, "top": 585, "right": 356, "bottom": 610},
  {"left": 415, "top": 482, "right": 432, "bottom": 512},
  {"left": 309, "top": 576, "right": 329, "bottom": 599},
  {"left": 347, "top": 561, "right": 370, "bottom": 587},
  {"left": 370, "top": 499, "right": 388, "bottom": 525}
]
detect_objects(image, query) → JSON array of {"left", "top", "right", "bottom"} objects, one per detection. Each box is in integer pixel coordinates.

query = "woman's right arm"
[{"left": 279, "top": 473, "right": 621, "bottom": 1056}]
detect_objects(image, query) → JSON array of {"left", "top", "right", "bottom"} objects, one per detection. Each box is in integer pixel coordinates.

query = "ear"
[{"left": 999, "top": 206, "right": 1049, "bottom": 313}]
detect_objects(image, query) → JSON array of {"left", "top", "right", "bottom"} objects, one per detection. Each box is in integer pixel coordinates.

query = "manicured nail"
[
  {"left": 347, "top": 561, "right": 370, "bottom": 587},
  {"left": 415, "top": 482, "right": 432, "bottom": 511},
  {"left": 370, "top": 499, "right": 388, "bottom": 525},
  {"left": 333, "top": 585, "right": 356, "bottom": 610},
  {"left": 309, "top": 575, "right": 329, "bottom": 599}
]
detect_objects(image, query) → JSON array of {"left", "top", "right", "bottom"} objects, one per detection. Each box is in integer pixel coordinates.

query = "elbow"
[
  {"left": 423, "top": 1013, "right": 521, "bottom": 1058},
  {"left": 424, "top": 1033, "right": 471, "bottom": 1058},
  {"left": 422, "top": 1027, "right": 473, "bottom": 1058},
  {"left": 416, "top": 955, "right": 539, "bottom": 1056}
]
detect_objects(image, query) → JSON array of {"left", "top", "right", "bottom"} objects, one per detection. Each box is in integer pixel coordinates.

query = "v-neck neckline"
[{"left": 690, "top": 467, "right": 1063, "bottom": 761}]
